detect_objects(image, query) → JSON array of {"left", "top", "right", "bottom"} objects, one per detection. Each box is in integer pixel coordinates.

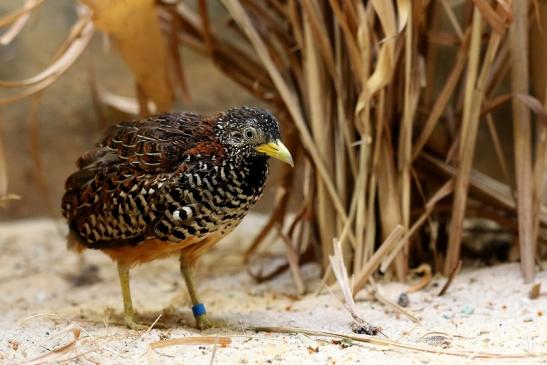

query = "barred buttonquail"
[{"left": 62, "top": 106, "right": 293, "bottom": 329}]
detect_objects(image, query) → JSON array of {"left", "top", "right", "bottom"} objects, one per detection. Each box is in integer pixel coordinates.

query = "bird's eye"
[{"left": 244, "top": 127, "right": 257, "bottom": 140}]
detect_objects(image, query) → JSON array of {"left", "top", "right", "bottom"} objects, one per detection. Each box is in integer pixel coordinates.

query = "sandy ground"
[{"left": 0, "top": 215, "right": 546, "bottom": 364}]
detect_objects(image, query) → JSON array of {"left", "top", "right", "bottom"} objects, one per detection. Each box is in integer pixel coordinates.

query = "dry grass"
[
  {"left": 1, "top": 0, "right": 547, "bottom": 291},
  {"left": 250, "top": 326, "right": 547, "bottom": 360},
  {"left": 171, "top": 0, "right": 546, "bottom": 287}
]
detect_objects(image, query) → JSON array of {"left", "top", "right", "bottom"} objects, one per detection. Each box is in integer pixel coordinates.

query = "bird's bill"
[{"left": 255, "top": 140, "right": 294, "bottom": 167}]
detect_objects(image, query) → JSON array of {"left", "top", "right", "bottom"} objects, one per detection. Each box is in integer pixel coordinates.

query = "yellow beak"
[{"left": 255, "top": 140, "right": 294, "bottom": 167}]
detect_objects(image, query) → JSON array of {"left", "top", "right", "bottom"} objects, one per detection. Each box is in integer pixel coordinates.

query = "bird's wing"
[
  {"left": 62, "top": 112, "right": 225, "bottom": 248},
  {"left": 65, "top": 112, "right": 225, "bottom": 190},
  {"left": 80, "top": 112, "right": 219, "bottom": 171}
]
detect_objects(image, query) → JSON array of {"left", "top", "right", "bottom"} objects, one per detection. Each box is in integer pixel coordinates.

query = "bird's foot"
[
  {"left": 195, "top": 314, "right": 215, "bottom": 330},
  {"left": 124, "top": 315, "right": 150, "bottom": 330}
]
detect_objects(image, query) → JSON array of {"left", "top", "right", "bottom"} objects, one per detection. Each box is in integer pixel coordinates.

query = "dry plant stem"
[
  {"left": 327, "top": 0, "right": 364, "bottom": 83},
  {"left": 423, "top": 2, "right": 440, "bottom": 109},
  {"left": 0, "top": 0, "right": 45, "bottom": 28},
  {"left": 412, "top": 30, "right": 471, "bottom": 160},
  {"left": 329, "top": 241, "right": 360, "bottom": 318},
  {"left": 0, "top": 18, "right": 94, "bottom": 105},
  {"left": 438, "top": 260, "right": 462, "bottom": 296},
  {"left": 0, "top": 17, "right": 93, "bottom": 88},
  {"left": 377, "top": 134, "right": 406, "bottom": 280},
  {"left": 353, "top": 3, "right": 372, "bottom": 272},
  {"left": 510, "top": 0, "right": 535, "bottom": 282},
  {"left": 532, "top": 93, "right": 547, "bottom": 252},
  {"left": 485, "top": 113, "right": 511, "bottom": 185},
  {"left": 425, "top": 152, "right": 547, "bottom": 230},
  {"left": 279, "top": 232, "right": 305, "bottom": 294},
  {"left": 166, "top": 17, "right": 192, "bottom": 104},
  {"left": 439, "top": 0, "right": 464, "bottom": 40},
  {"left": 353, "top": 138, "right": 370, "bottom": 270},
  {"left": 173, "top": 3, "right": 272, "bottom": 84},
  {"left": 250, "top": 326, "right": 547, "bottom": 359},
  {"left": 0, "top": 0, "right": 36, "bottom": 46},
  {"left": 328, "top": 240, "right": 381, "bottom": 335},
  {"left": 0, "top": 110, "right": 6, "bottom": 199},
  {"left": 399, "top": 5, "right": 419, "bottom": 278},
  {"left": 352, "top": 225, "right": 404, "bottom": 296},
  {"left": 300, "top": 0, "right": 340, "bottom": 94},
  {"left": 473, "top": 0, "right": 510, "bottom": 36},
  {"left": 304, "top": 15, "right": 336, "bottom": 270},
  {"left": 379, "top": 180, "right": 453, "bottom": 274},
  {"left": 446, "top": 5, "right": 505, "bottom": 274},
  {"left": 136, "top": 83, "right": 153, "bottom": 117},
  {"left": 149, "top": 337, "right": 231, "bottom": 350}
]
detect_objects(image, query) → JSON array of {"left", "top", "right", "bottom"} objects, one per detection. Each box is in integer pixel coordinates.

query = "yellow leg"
[
  {"left": 180, "top": 256, "right": 212, "bottom": 329},
  {"left": 117, "top": 263, "right": 147, "bottom": 330}
]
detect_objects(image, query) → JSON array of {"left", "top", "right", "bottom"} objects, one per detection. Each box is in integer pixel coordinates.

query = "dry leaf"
[
  {"left": 366, "top": 42, "right": 395, "bottom": 96},
  {"left": 371, "top": 0, "right": 397, "bottom": 37},
  {"left": 366, "top": 0, "right": 397, "bottom": 95},
  {"left": 408, "top": 263, "right": 432, "bottom": 293},
  {"left": 81, "top": 0, "right": 174, "bottom": 112},
  {"left": 396, "top": 0, "right": 411, "bottom": 32}
]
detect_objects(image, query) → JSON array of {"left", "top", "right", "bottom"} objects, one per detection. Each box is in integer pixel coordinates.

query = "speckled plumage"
[
  {"left": 62, "top": 106, "right": 278, "bottom": 257},
  {"left": 62, "top": 106, "right": 292, "bottom": 329}
]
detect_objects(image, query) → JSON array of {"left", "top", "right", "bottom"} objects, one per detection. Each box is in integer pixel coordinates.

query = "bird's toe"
[
  {"left": 195, "top": 314, "right": 215, "bottom": 330},
  {"left": 124, "top": 315, "right": 150, "bottom": 330}
]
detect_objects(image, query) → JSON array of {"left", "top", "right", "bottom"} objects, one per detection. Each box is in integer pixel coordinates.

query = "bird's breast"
[{"left": 159, "top": 158, "right": 269, "bottom": 242}]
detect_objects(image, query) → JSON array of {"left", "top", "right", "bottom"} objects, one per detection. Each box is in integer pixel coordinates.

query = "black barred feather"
[{"left": 62, "top": 106, "right": 278, "bottom": 250}]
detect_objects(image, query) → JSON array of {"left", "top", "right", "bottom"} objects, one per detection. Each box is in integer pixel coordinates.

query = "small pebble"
[
  {"left": 529, "top": 283, "right": 541, "bottom": 299},
  {"left": 460, "top": 304, "right": 474, "bottom": 315},
  {"left": 397, "top": 293, "right": 410, "bottom": 307},
  {"left": 351, "top": 321, "right": 381, "bottom": 336}
]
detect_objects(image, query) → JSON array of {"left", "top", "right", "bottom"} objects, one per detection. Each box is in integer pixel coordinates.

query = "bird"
[{"left": 62, "top": 106, "right": 293, "bottom": 329}]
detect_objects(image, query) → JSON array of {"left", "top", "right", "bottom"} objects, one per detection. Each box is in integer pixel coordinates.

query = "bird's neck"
[{"left": 223, "top": 155, "right": 269, "bottom": 196}]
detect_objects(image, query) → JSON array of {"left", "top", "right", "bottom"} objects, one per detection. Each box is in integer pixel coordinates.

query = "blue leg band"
[{"left": 192, "top": 303, "right": 207, "bottom": 317}]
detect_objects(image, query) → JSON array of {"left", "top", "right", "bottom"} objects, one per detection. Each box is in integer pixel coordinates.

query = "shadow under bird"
[{"left": 62, "top": 106, "right": 293, "bottom": 329}]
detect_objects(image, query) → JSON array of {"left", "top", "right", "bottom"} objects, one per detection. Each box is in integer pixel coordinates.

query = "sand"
[{"left": 0, "top": 215, "right": 546, "bottom": 364}]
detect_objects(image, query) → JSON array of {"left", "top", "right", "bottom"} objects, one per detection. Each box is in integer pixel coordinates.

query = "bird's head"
[{"left": 215, "top": 106, "right": 294, "bottom": 167}]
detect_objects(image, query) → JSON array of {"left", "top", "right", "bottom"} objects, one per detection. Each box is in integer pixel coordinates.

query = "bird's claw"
[
  {"left": 195, "top": 314, "right": 214, "bottom": 330},
  {"left": 124, "top": 315, "right": 150, "bottom": 330}
]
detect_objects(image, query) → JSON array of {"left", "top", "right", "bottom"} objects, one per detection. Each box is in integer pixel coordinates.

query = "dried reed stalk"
[
  {"left": 251, "top": 326, "right": 547, "bottom": 359},
  {"left": 509, "top": 0, "right": 535, "bottom": 282}
]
